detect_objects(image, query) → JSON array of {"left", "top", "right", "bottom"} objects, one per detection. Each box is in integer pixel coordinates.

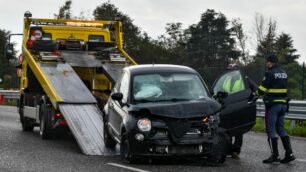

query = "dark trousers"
[
  {"left": 265, "top": 104, "right": 288, "bottom": 139},
  {"left": 231, "top": 134, "right": 243, "bottom": 154}
]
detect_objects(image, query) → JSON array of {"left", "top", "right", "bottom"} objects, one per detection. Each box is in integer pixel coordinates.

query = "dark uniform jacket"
[{"left": 256, "top": 65, "right": 288, "bottom": 106}]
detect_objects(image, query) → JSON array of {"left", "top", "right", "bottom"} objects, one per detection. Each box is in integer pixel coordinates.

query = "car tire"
[
  {"left": 120, "top": 133, "right": 138, "bottom": 164},
  {"left": 103, "top": 122, "right": 117, "bottom": 148},
  {"left": 39, "top": 102, "right": 53, "bottom": 139},
  {"left": 208, "top": 129, "right": 230, "bottom": 164}
]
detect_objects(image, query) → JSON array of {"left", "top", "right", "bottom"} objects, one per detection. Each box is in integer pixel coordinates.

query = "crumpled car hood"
[{"left": 128, "top": 97, "right": 221, "bottom": 118}]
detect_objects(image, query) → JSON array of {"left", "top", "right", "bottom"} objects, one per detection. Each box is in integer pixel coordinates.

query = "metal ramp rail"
[{"left": 59, "top": 104, "right": 119, "bottom": 155}]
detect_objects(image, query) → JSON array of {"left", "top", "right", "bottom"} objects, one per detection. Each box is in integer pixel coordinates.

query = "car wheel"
[
  {"left": 39, "top": 102, "right": 53, "bottom": 139},
  {"left": 120, "top": 133, "right": 138, "bottom": 164},
  {"left": 103, "top": 122, "right": 117, "bottom": 148},
  {"left": 208, "top": 130, "right": 230, "bottom": 164}
]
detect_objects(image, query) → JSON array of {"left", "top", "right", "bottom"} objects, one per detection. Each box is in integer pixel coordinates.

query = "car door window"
[
  {"left": 119, "top": 72, "right": 129, "bottom": 102},
  {"left": 213, "top": 70, "right": 245, "bottom": 95}
]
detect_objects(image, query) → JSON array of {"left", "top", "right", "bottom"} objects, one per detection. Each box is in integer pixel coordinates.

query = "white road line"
[
  {"left": 296, "top": 159, "right": 306, "bottom": 163},
  {"left": 107, "top": 163, "right": 150, "bottom": 172}
]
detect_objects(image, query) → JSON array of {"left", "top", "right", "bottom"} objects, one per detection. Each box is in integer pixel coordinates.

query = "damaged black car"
[{"left": 102, "top": 64, "right": 256, "bottom": 164}]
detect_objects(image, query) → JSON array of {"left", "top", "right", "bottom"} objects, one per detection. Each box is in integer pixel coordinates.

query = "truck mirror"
[{"left": 5, "top": 44, "right": 14, "bottom": 59}]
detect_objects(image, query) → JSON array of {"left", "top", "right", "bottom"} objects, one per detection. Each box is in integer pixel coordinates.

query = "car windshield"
[{"left": 132, "top": 73, "right": 208, "bottom": 103}]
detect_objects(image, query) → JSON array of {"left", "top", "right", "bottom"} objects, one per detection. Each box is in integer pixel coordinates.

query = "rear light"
[
  {"left": 59, "top": 40, "right": 66, "bottom": 45},
  {"left": 52, "top": 51, "right": 61, "bottom": 56},
  {"left": 26, "top": 40, "right": 34, "bottom": 49},
  {"left": 59, "top": 120, "right": 67, "bottom": 125}
]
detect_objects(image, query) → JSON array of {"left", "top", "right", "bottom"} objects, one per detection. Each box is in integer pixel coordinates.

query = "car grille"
[{"left": 150, "top": 118, "right": 211, "bottom": 141}]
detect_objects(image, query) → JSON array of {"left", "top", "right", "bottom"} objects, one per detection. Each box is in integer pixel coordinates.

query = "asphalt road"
[{"left": 0, "top": 105, "right": 306, "bottom": 172}]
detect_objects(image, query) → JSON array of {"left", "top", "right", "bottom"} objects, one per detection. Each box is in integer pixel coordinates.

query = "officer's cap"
[{"left": 266, "top": 54, "right": 278, "bottom": 63}]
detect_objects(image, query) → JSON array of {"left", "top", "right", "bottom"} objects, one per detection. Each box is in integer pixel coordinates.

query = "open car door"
[{"left": 212, "top": 69, "right": 256, "bottom": 136}]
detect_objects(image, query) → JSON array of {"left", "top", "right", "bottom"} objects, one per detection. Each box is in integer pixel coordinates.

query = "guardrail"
[
  {"left": 0, "top": 90, "right": 305, "bottom": 122},
  {"left": 0, "top": 90, "right": 20, "bottom": 99},
  {"left": 256, "top": 99, "right": 306, "bottom": 128}
]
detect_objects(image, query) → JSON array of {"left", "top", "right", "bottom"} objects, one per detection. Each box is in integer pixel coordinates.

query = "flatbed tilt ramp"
[
  {"left": 16, "top": 17, "right": 137, "bottom": 156},
  {"left": 38, "top": 60, "right": 121, "bottom": 155}
]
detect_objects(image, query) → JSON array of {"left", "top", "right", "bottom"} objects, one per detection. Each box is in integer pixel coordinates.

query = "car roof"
[{"left": 125, "top": 64, "right": 198, "bottom": 75}]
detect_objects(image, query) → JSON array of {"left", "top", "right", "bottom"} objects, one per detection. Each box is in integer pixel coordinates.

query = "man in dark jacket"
[{"left": 256, "top": 54, "right": 295, "bottom": 164}]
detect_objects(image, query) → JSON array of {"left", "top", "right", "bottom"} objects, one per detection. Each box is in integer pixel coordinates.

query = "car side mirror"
[
  {"left": 111, "top": 92, "right": 129, "bottom": 108},
  {"left": 213, "top": 91, "right": 228, "bottom": 109},
  {"left": 5, "top": 44, "right": 14, "bottom": 59},
  {"left": 216, "top": 91, "right": 228, "bottom": 99},
  {"left": 111, "top": 92, "right": 123, "bottom": 101}
]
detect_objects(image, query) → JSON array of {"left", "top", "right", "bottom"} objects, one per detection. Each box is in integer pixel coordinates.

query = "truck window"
[
  {"left": 88, "top": 35, "right": 104, "bottom": 42},
  {"left": 41, "top": 33, "right": 52, "bottom": 40}
]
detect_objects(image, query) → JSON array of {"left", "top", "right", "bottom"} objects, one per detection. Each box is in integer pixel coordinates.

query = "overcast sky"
[{"left": 1, "top": 0, "right": 305, "bottom": 63}]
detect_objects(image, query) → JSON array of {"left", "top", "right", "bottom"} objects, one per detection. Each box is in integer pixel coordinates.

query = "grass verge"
[{"left": 252, "top": 117, "right": 306, "bottom": 137}]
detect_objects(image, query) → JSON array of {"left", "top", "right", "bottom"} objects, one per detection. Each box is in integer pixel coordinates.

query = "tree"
[
  {"left": 231, "top": 18, "right": 250, "bottom": 64},
  {"left": 275, "top": 33, "right": 300, "bottom": 65},
  {"left": 255, "top": 19, "right": 277, "bottom": 58},
  {"left": 157, "top": 23, "right": 188, "bottom": 64},
  {"left": 158, "top": 23, "right": 187, "bottom": 49},
  {"left": 93, "top": 2, "right": 142, "bottom": 57},
  {"left": 186, "top": 9, "right": 240, "bottom": 68},
  {"left": 253, "top": 13, "right": 267, "bottom": 48},
  {"left": 0, "top": 29, "right": 17, "bottom": 89},
  {"left": 54, "top": 0, "right": 72, "bottom": 19}
]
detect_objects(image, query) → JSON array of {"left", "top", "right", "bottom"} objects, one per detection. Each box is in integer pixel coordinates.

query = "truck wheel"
[
  {"left": 19, "top": 94, "right": 34, "bottom": 132},
  {"left": 120, "top": 133, "right": 138, "bottom": 164},
  {"left": 18, "top": 94, "right": 24, "bottom": 123},
  {"left": 39, "top": 102, "right": 53, "bottom": 139},
  {"left": 22, "top": 117, "right": 34, "bottom": 132},
  {"left": 103, "top": 123, "right": 117, "bottom": 148},
  {"left": 208, "top": 130, "right": 230, "bottom": 164}
]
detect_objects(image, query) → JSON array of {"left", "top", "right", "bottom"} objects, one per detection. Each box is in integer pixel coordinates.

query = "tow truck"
[{"left": 5, "top": 12, "right": 136, "bottom": 155}]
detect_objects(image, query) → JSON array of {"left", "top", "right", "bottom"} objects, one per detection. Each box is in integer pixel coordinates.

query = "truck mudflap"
[{"left": 59, "top": 103, "right": 119, "bottom": 155}]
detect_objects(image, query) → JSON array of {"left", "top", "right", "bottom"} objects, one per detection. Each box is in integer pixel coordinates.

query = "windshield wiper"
[
  {"left": 134, "top": 99, "right": 156, "bottom": 103},
  {"left": 159, "top": 98, "right": 192, "bottom": 102}
]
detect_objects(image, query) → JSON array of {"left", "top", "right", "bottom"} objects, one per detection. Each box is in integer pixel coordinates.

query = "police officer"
[{"left": 256, "top": 54, "right": 295, "bottom": 163}]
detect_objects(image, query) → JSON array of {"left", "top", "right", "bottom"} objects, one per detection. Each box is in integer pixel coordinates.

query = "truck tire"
[
  {"left": 39, "top": 102, "right": 53, "bottom": 139},
  {"left": 19, "top": 93, "right": 34, "bottom": 132},
  {"left": 22, "top": 117, "right": 34, "bottom": 132},
  {"left": 103, "top": 122, "right": 117, "bottom": 148},
  {"left": 208, "top": 129, "right": 230, "bottom": 164}
]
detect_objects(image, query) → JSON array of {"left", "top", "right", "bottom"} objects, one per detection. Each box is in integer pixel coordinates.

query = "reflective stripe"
[
  {"left": 255, "top": 90, "right": 260, "bottom": 96},
  {"left": 267, "top": 89, "right": 288, "bottom": 93},
  {"left": 273, "top": 99, "right": 287, "bottom": 103},
  {"left": 258, "top": 85, "right": 267, "bottom": 92}
]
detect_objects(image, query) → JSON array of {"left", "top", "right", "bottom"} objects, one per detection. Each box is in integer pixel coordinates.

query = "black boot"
[
  {"left": 280, "top": 136, "right": 296, "bottom": 163},
  {"left": 263, "top": 138, "right": 280, "bottom": 163}
]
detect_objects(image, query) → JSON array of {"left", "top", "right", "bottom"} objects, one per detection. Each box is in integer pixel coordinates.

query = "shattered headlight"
[
  {"left": 210, "top": 112, "right": 220, "bottom": 123},
  {"left": 137, "top": 118, "right": 152, "bottom": 132}
]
